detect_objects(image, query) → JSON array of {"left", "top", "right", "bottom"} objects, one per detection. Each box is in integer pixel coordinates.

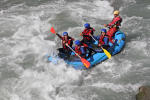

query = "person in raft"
[
  {"left": 98, "top": 29, "right": 110, "bottom": 50},
  {"left": 74, "top": 40, "right": 96, "bottom": 59},
  {"left": 80, "top": 23, "right": 95, "bottom": 44},
  {"left": 74, "top": 40, "right": 88, "bottom": 58},
  {"left": 104, "top": 10, "right": 122, "bottom": 30},
  {"left": 104, "top": 10, "right": 122, "bottom": 44},
  {"left": 56, "top": 32, "right": 74, "bottom": 58}
]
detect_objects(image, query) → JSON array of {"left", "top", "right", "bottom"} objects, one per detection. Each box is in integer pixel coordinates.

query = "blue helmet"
[
  {"left": 75, "top": 40, "right": 81, "bottom": 45},
  {"left": 63, "top": 32, "right": 68, "bottom": 36},
  {"left": 101, "top": 29, "right": 107, "bottom": 33},
  {"left": 84, "top": 23, "right": 90, "bottom": 28}
]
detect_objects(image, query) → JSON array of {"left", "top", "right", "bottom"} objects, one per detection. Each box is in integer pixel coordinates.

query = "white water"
[{"left": 0, "top": 0, "right": 150, "bottom": 100}]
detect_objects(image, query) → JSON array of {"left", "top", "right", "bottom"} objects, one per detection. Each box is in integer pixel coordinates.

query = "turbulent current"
[{"left": 0, "top": 0, "right": 150, "bottom": 100}]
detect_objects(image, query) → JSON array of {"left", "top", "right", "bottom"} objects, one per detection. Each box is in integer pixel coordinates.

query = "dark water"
[{"left": 0, "top": 0, "right": 150, "bottom": 100}]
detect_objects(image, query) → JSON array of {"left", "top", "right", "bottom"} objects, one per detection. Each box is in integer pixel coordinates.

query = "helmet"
[
  {"left": 84, "top": 23, "right": 90, "bottom": 28},
  {"left": 63, "top": 32, "right": 68, "bottom": 36},
  {"left": 113, "top": 10, "right": 119, "bottom": 15},
  {"left": 75, "top": 40, "right": 81, "bottom": 45},
  {"left": 101, "top": 29, "right": 107, "bottom": 33}
]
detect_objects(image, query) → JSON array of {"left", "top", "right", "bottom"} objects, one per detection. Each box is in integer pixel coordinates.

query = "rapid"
[{"left": 0, "top": 0, "right": 150, "bottom": 100}]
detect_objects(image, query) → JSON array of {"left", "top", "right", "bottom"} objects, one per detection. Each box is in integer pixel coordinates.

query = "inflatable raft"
[{"left": 48, "top": 30, "right": 125, "bottom": 69}]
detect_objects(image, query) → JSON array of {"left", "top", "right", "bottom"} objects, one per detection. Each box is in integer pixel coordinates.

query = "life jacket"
[
  {"left": 82, "top": 27, "right": 95, "bottom": 41},
  {"left": 62, "top": 36, "right": 74, "bottom": 50},
  {"left": 99, "top": 35, "right": 109, "bottom": 45},
  {"left": 75, "top": 45, "right": 86, "bottom": 56},
  {"left": 106, "top": 27, "right": 117, "bottom": 44},
  {"left": 107, "top": 27, "right": 117, "bottom": 37},
  {"left": 75, "top": 45, "right": 82, "bottom": 56},
  {"left": 108, "top": 16, "right": 122, "bottom": 28}
]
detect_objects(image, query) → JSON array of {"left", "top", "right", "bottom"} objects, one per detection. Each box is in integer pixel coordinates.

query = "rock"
[{"left": 136, "top": 86, "right": 150, "bottom": 100}]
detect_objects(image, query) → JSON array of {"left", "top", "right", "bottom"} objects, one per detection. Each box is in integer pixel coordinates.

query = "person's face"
[
  {"left": 114, "top": 14, "right": 118, "bottom": 17},
  {"left": 64, "top": 35, "right": 68, "bottom": 39},
  {"left": 102, "top": 32, "right": 105, "bottom": 36},
  {"left": 75, "top": 45, "right": 80, "bottom": 48}
]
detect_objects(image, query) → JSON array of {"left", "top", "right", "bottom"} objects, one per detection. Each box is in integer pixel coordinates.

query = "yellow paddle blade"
[
  {"left": 81, "top": 58, "right": 90, "bottom": 68},
  {"left": 102, "top": 47, "right": 111, "bottom": 59}
]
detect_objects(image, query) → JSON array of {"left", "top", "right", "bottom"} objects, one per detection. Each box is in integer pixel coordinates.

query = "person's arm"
[
  {"left": 108, "top": 17, "right": 122, "bottom": 27},
  {"left": 92, "top": 28, "right": 95, "bottom": 32},
  {"left": 80, "top": 29, "right": 86, "bottom": 36},
  {"left": 56, "top": 33, "right": 67, "bottom": 46},
  {"left": 108, "top": 21, "right": 115, "bottom": 27},
  {"left": 98, "top": 35, "right": 104, "bottom": 46},
  {"left": 56, "top": 33, "right": 62, "bottom": 39},
  {"left": 104, "top": 19, "right": 114, "bottom": 28},
  {"left": 91, "top": 28, "right": 95, "bottom": 35},
  {"left": 114, "top": 17, "right": 122, "bottom": 26}
]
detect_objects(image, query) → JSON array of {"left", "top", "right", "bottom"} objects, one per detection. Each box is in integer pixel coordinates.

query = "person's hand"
[
  {"left": 98, "top": 43, "right": 101, "bottom": 47},
  {"left": 104, "top": 24, "right": 107, "bottom": 27},
  {"left": 65, "top": 43, "right": 68, "bottom": 46},
  {"left": 63, "top": 41, "right": 66, "bottom": 44}
]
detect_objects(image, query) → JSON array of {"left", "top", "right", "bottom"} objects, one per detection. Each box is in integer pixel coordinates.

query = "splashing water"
[{"left": 0, "top": 0, "right": 150, "bottom": 100}]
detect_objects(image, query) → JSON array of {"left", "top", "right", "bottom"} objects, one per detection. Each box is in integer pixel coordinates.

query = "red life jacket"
[
  {"left": 108, "top": 16, "right": 122, "bottom": 28},
  {"left": 82, "top": 27, "right": 95, "bottom": 41},
  {"left": 106, "top": 27, "right": 117, "bottom": 44},
  {"left": 99, "top": 35, "right": 109, "bottom": 45},
  {"left": 75, "top": 45, "right": 82, "bottom": 56},
  {"left": 62, "top": 36, "right": 74, "bottom": 50},
  {"left": 75, "top": 44, "right": 87, "bottom": 56},
  {"left": 107, "top": 27, "right": 117, "bottom": 37}
]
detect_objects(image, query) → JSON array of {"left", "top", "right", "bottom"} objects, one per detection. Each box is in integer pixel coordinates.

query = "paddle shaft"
[
  {"left": 66, "top": 45, "right": 81, "bottom": 58},
  {"left": 90, "top": 35, "right": 104, "bottom": 48},
  {"left": 90, "top": 35, "right": 97, "bottom": 42},
  {"left": 90, "top": 34, "right": 111, "bottom": 59}
]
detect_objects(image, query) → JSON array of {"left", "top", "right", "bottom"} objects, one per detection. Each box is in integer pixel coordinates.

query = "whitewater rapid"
[{"left": 0, "top": 0, "right": 150, "bottom": 100}]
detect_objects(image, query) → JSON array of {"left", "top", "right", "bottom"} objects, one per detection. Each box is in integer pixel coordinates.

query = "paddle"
[
  {"left": 90, "top": 35, "right": 111, "bottom": 59},
  {"left": 50, "top": 27, "right": 91, "bottom": 68},
  {"left": 90, "top": 34, "right": 98, "bottom": 45},
  {"left": 50, "top": 27, "right": 56, "bottom": 34},
  {"left": 66, "top": 45, "right": 90, "bottom": 68}
]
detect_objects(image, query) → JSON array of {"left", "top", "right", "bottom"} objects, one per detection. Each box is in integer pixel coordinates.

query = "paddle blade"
[
  {"left": 50, "top": 27, "right": 56, "bottom": 34},
  {"left": 102, "top": 48, "right": 111, "bottom": 59},
  {"left": 81, "top": 58, "right": 90, "bottom": 68}
]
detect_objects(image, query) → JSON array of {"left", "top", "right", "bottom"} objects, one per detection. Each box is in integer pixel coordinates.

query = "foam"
[
  {"left": 1, "top": 0, "right": 148, "bottom": 100},
  {"left": 91, "top": 81, "right": 142, "bottom": 93},
  {"left": 95, "top": 59, "right": 133, "bottom": 79},
  {"left": 67, "top": 0, "right": 114, "bottom": 21},
  {"left": 6, "top": 64, "right": 82, "bottom": 100},
  {"left": 127, "top": 39, "right": 149, "bottom": 56},
  {"left": 147, "top": 5, "right": 150, "bottom": 10}
]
